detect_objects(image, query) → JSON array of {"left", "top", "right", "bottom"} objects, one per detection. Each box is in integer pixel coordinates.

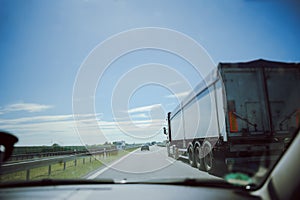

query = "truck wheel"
[
  {"left": 172, "top": 145, "right": 177, "bottom": 159},
  {"left": 174, "top": 147, "right": 179, "bottom": 160},
  {"left": 195, "top": 145, "right": 204, "bottom": 170},
  {"left": 188, "top": 146, "right": 196, "bottom": 167},
  {"left": 167, "top": 144, "right": 171, "bottom": 157},
  {"left": 203, "top": 141, "right": 214, "bottom": 172}
]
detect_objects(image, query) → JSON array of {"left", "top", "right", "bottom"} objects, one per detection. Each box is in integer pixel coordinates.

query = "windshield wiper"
[
  {"left": 0, "top": 178, "right": 114, "bottom": 188},
  {"left": 0, "top": 178, "right": 258, "bottom": 191},
  {"left": 171, "top": 178, "right": 237, "bottom": 188},
  {"left": 125, "top": 178, "right": 250, "bottom": 189}
]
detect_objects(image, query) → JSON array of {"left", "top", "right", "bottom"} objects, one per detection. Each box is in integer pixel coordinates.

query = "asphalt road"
[{"left": 87, "top": 145, "right": 220, "bottom": 182}]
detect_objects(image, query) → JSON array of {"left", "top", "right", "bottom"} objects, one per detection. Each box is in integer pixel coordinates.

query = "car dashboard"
[{"left": 0, "top": 183, "right": 260, "bottom": 200}]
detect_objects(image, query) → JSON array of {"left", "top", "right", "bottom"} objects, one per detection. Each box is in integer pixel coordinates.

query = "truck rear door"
[
  {"left": 222, "top": 67, "right": 269, "bottom": 136},
  {"left": 221, "top": 62, "right": 300, "bottom": 137},
  {"left": 265, "top": 67, "right": 300, "bottom": 135}
]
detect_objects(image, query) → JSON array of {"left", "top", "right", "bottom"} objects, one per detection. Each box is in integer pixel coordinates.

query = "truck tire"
[
  {"left": 194, "top": 143, "right": 204, "bottom": 170},
  {"left": 174, "top": 147, "right": 179, "bottom": 160},
  {"left": 203, "top": 141, "right": 214, "bottom": 172},
  {"left": 188, "top": 145, "right": 196, "bottom": 167},
  {"left": 167, "top": 144, "right": 171, "bottom": 157},
  {"left": 172, "top": 145, "right": 177, "bottom": 159}
]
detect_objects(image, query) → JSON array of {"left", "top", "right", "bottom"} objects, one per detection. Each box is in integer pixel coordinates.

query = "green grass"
[
  {"left": 0, "top": 148, "right": 138, "bottom": 183},
  {"left": 0, "top": 171, "right": 27, "bottom": 182}
]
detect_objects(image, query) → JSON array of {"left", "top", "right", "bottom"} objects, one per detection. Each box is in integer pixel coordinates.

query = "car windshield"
[{"left": 0, "top": 0, "right": 299, "bottom": 190}]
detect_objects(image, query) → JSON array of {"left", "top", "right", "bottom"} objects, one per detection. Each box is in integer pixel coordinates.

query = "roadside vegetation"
[{"left": 0, "top": 148, "right": 137, "bottom": 182}]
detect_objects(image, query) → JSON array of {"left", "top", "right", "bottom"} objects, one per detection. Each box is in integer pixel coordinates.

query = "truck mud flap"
[{"left": 207, "top": 151, "right": 228, "bottom": 178}]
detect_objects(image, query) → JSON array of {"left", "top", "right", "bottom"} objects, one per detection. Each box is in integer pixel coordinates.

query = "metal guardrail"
[
  {"left": 0, "top": 149, "right": 118, "bottom": 180},
  {"left": 1, "top": 154, "right": 78, "bottom": 174},
  {"left": 8, "top": 147, "right": 120, "bottom": 161},
  {"left": 8, "top": 150, "right": 88, "bottom": 161}
]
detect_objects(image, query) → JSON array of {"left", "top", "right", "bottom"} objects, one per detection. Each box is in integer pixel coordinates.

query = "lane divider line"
[
  {"left": 87, "top": 148, "right": 139, "bottom": 179},
  {"left": 166, "top": 157, "right": 175, "bottom": 164}
]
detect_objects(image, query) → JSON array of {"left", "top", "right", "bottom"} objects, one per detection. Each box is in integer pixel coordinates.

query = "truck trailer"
[{"left": 166, "top": 59, "right": 300, "bottom": 176}]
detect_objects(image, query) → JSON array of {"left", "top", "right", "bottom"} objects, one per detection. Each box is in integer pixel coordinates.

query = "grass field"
[{"left": 0, "top": 148, "right": 137, "bottom": 182}]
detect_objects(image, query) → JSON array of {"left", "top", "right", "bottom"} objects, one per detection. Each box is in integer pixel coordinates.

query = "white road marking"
[
  {"left": 166, "top": 157, "right": 175, "bottom": 164},
  {"left": 87, "top": 148, "right": 139, "bottom": 179}
]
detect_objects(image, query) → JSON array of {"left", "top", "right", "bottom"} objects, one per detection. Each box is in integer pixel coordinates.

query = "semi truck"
[{"left": 165, "top": 59, "right": 300, "bottom": 176}]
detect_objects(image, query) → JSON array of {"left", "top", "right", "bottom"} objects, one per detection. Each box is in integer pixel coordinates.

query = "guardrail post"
[
  {"left": 74, "top": 158, "right": 77, "bottom": 166},
  {"left": 48, "top": 165, "right": 51, "bottom": 175},
  {"left": 90, "top": 156, "right": 92, "bottom": 163},
  {"left": 83, "top": 158, "right": 85, "bottom": 164},
  {"left": 63, "top": 161, "right": 66, "bottom": 170},
  {"left": 26, "top": 169, "right": 30, "bottom": 181}
]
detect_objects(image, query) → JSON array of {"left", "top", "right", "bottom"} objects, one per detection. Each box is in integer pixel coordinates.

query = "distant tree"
[
  {"left": 52, "top": 143, "right": 60, "bottom": 147},
  {"left": 52, "top": 143, "right": 60, "bottom": 151}
]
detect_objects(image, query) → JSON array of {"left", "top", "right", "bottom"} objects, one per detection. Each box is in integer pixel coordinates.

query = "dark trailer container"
[{"left": 166, "top": 59, "right": 300, "bottom": 176}]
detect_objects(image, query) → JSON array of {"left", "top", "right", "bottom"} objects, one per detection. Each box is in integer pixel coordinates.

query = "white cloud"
[
  {"left": 166, "top": 102, "right": 176, "bottom": 107},
  {"left": 129, "top": 113, "right": 148, "bottom": 119},
  {"left": 0, "top": 114, "right": 73, "bottom": 124},
  {"left": 165, "top": 91, "right": 189, "bottom": 99},
  {"left": 127, "top": 104, "right": 161, "bottom": 113},
  {"left": 0, "top": 102, "right": 53, "bottom": 114},
  {"left": 0, "top": 113, "right": 103, "bottom": 145},
  {"left": 0, "top": 111, "right": 166, "bottom": 145}
]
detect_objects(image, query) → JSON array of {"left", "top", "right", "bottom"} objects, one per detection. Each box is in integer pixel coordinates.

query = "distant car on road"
[{"left": 141, "top": 144, "right": 150, "bottom": 151}]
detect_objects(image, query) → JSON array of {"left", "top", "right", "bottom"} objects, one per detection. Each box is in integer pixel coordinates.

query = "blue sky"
[{"left": 0, "top": 0, "right": 299, "bottom": 145}]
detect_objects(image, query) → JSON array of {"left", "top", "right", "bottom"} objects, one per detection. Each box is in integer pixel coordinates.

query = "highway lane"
[{"left": 87, "top": 145, "right": 220, "bottom": 182}]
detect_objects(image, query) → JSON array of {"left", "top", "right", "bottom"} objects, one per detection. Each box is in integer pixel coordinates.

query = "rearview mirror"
[
  {"left": 163, "top": 127, "right": 167, "bottom": 135},
  {"left": 0, "top": 131, "right": 18, "bottom": 164}
]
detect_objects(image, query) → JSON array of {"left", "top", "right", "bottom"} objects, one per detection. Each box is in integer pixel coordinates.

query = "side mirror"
[
  {"left": 0, "top": 131, "right": 18, "bottom": 164},
  {"left": 163, "top": 127, "right": 167, "bottom": 135}
]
